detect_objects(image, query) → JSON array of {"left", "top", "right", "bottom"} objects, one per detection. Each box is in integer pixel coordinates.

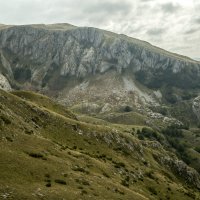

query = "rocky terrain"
[
  {"left": 0, "top": 74, "right": 11, "bottom": 91},
  {"left": 0, "top": 24, "right": 200, "bottom": 119},
  {"left": 0, "top": 23, "right": 200, "bottom": 199},
  {"left": 0, "top": 89, "right": 200, "bottom": 199}
]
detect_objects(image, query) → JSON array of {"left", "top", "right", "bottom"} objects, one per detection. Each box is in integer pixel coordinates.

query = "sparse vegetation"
[
  {"left": 0, "top": 90, "right": 199, "bottom": 200},
  {"left": 195, "top": 147, "right": 200, "bottom": 153},
  {"left": 124, "top": 106, "right": 133, "bottom": 112},
  {"left": 137, "top": 127, "right": 161, "bottom": 141},
  {"left": 54, "top": 179, "right": 67, "bottom": 185},
  {"left": 162, "top": 125, "right": 183, "bottom": 138},
  {"left": 121, "top": 179, "right": 129, "bottom": 187},
  {"left": 46, "top": 183, "right": 51, "bottom": 187},
  {"left": 147, "top": 186, "right": 157, "bottom": 195},
  {"left": 0, "top": 115, "right": 11, "bottom": 124},
  {"left": 27, "top": 152, "right": 45, "bottom": 159}
]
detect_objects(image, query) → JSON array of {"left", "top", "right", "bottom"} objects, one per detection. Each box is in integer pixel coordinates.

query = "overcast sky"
[{"left": 0, "top": 0, "right": 199, "bottom": 59}]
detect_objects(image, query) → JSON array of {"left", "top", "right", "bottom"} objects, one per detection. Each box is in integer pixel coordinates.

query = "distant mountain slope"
[
  {"left": 0, "top": 23, "right": 199, "bottom": 90},
  {"left": 0, "top": 23, "right": 200, "bottom": 126},
  {"left": 0, "top": 89, "right": 200, "bottom": 199}
]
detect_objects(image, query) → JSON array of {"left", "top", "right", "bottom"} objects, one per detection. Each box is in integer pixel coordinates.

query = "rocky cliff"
[
  {"left": 0, "top": 74, "right": 11, "bottom": 91},
  {"left": 0, "top": 23, "right": 200, "bottom": 124},
  {"left": 0, "top": 24, "right": 200, "bottom": 197},
  {"left": 0, "top": 24, "right": 199, "bottom": 83}
]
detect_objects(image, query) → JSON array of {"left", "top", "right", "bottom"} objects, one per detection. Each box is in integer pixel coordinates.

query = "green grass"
[
  {"left": 100, "top": 112, "right": 148, "bottom": 125},
  {"left": 12, "top": 90, "right": 77, "bottom": 120},
  {"left": 0, "top": 89, "right": 199, "bottom": 200}
]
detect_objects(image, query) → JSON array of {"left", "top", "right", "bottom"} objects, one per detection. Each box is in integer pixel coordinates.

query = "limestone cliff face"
[
  {"left": 0, "top": 74, "right": 11, "bottom": 91},
  {"left": 193, "top": 96, "right": 200, "bottom": 120},
  {"left": 0, "top": 24, "right": 200, "bottom": 123},
  {"left": 0, "top": 24, "right": 199, "bottom": 87}
]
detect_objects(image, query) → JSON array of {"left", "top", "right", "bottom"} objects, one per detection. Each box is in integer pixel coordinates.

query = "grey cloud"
[
  {"left": 140, "top": 0, "right": 153, "bottom": 3},
  {"left": 160, "top": 3, "right": 181, "bottom": 13},
  {"left": 146, "top": 28, "right": 165, "bottom": 36},
  {"left": 84, "top": 0, "right": 132, "bottom": 15},
  {"left": 185, "top": 28, "right": 199, "bottom": 35},
  {"left": 40, "top": 0, "right": 134, "bottom": 27},
  {"left": 194, "top": 18, "right": 200, "bottom": 24},
  {"left": 80, "top": 0, "right": 134, "bottom": 25},
  {"left": 0, "top": 0, "right": 199, "bottom": 58}
]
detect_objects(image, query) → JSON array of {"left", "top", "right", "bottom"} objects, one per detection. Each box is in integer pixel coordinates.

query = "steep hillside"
[
  {"left": 0, "top": 23, "right": 200, "bottom": 200},
  {"left": 0, "top": 24, "right": 200, "bottom": 127},
  {"left": 0, "top": 89, "right": 200, "bottom": 199}
]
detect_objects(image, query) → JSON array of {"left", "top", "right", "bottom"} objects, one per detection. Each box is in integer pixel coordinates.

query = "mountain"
[
  {"left": 0, "top": 23, "right": 200, "bottom": 127},
  {"left": 0, "top": 23, "right": 200, "bottom": 199},
  {"left": 0, "top": 89, "right": 200, "bottom": 200}
]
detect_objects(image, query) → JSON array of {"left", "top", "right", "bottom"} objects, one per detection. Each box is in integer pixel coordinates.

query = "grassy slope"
[
  {"left": 0, "top": 90, "right": 199, "bottom": 200},
  {"left": 12, "top": 90, "right": 77, "bottom": 120}
]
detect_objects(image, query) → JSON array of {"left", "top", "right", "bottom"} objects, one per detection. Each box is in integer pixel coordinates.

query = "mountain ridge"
[
  {"left": 0, "top": 23, "right": 199, "bottom": 62},
  {"left": 0, "top": 23, "right": 200, "bottom": 127},
  {"left": 1, "top": 23, "right": 200, "bottom": 199}
]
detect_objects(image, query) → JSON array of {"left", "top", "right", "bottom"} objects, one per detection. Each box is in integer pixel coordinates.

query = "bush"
[
  {"left": 72, "top": 166, "right": 89, "bottom": 174},
  {"left": 124, "top": 106, "right": 133, "bottom": 112},
  {"left": 0, "top": 115, "right": 11, "bottom": 124},
  {"left": 148, "top": 186, "right": 157, "bottom": 195},
  {"left": 46, "top": 183, "right": 51, "bottom": 187},
  {"left": 195, "top": 147, "right": 200, "bottom": 153},
  {"left": 102, "top": 172, "right": 110, "bottom": 178},
  {"left": 162, "top": 125, "right": 183, "bottom": 137},
  {"left": 121, "top": 179, "right": 129, "bottom": 187},
  {"left": 166, "top": 137, "right": 192, "bottom": 165},
  {"left": 81, "top": 190, "right": 88, "bottom": 195},
  {"left": 166, "top": 138, "right": 185, "bottom": 153},
  {"left": 138, "top": 134, "right": 145, "bottom": 140},
  {"left": 137, "top": 127, "right": 160, "bottom": 140},
  {"left": 28, "top": 152, "right": 44, "bottom": 159},
  {"left": 113, "top": 161, "right": 126, "bottom": 168},
  {"left": 14, "top": 67, "right": 31, "bottom": 82},
  {"left": 6, "top": 136, "right": 13, "bottom": 142},
  {"left": 75, "top": 178, "right": 90, "bottom": 186},
  {"left": 145, "top": 170, "right": 155, "bottom": 179},
  {"left": 54, "top": 179, "right": 67, "bottom": 185}
]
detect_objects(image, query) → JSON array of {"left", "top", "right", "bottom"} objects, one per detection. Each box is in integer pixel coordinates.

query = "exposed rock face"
[
  {"left": 0, "top": 24, "right": 199, "bottom": 87},
  {"left": 0, "top": 23, "right": 200, "bottom": 122},
  {"left": 193, "top": 96, "right": 200, "bottom": 120},
  {"left": 0, "top": 74, "right": 11, "bottom": 91},
  {"left": 155, "top": 154, "right": 200, "bottom": 189}
]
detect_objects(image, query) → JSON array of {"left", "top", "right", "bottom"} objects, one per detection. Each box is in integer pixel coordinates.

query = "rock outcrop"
[
  {"left": 0, "top": 74, "right": 11, "bottom": 91},
  {"left": 0, "top": 23, "right": 200, "bottom": 123},
  {"left": 155, "top": 154, "right": 200, "bottom": 189},
  {"left": 193, "top": 96, "right": 200, "bottom": 120},
  {"left": 0, "top": 24, "right": 199, "bottom": 88}
]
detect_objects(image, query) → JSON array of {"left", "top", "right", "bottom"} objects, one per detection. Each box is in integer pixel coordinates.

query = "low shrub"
[
  {"left": 137, "top": 127, "right": 161, "bottom": 141},
  {"left": 162, "top": 125, "right": 183, "bottom": 137},
  {"left": 46, "top": 183, "right": 51, "bottom": 187},
  {"left": 148, "top": 186, "right": 157, "bottom": 195},
  {"left": 124, "top": 106, "right": 133, "bottom": 112},
  {"left": 0, "top": 115, "right": 11, "bottom": 124},
  {"left": 121, "top": 179, "right": 129, "bottom": 187},
  {"left": 195, "top": 147, "right": 200, "bottom": 153},
  {"left": 113, "top": 161, "right": 126, "bottom": 168},
  {"left": 54, "top": 179, "right": 67, "bottom": 185},
  {"left": 28, "top": 152, "right": 44, "bottom": 159}
]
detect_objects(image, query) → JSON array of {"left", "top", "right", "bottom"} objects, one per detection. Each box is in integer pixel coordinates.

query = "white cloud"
[{"left": 0, "top": 0, "right": 199, "bottom": 58}]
